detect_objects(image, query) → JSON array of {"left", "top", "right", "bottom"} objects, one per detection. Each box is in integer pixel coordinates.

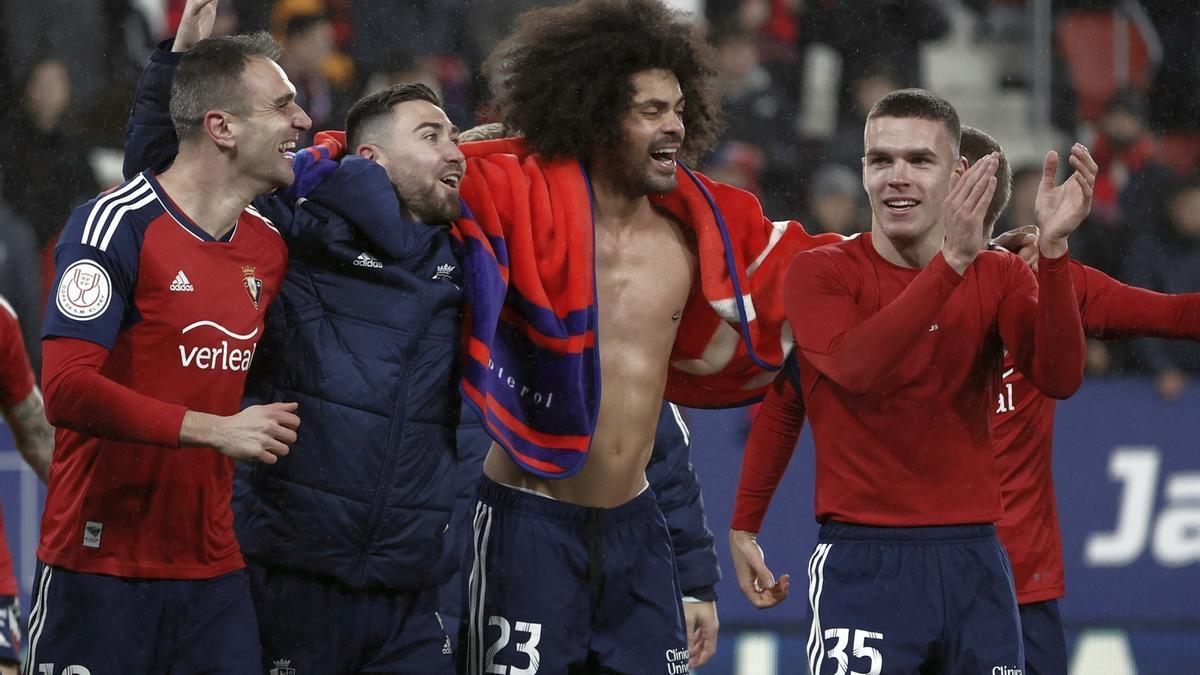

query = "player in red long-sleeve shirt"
[
  {"left": 26, "top": 30, "right": 307, "bottom": 674},
  {"left": 961, "top": 126, "right": 1200, "bottom": 675},
  {"left": 729, "top": 89, "right": 1098, "bottom": 674}
]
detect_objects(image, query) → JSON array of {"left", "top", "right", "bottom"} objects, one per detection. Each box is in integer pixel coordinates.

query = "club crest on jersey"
[
  {"left": 269, "top": 659, "right": 295, "bottom": 675},
  {"left": 242, "top": 265, "right": 262, "bottom": 309},
  {"left": 56, "top": 260, "right": 112, "bottom": 321}
]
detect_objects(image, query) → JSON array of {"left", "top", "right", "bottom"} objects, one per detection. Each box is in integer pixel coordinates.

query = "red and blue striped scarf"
[
  {"left": 454, "top": 139, "right": 842, "bottom": 478},
  {"left": 294, "top": 133, "right": 841, "bottom": 478}
]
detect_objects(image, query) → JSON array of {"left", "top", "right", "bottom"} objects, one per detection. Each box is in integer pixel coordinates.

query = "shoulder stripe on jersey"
[
  {"left": 80, "top": 175, "right": 148, "bottom": 246},
  {"left": 245, "top": 204, "right": 281, "bottom": 236},
  {"left": 98, "top": 191, "right": 159, "bottom": 251}
]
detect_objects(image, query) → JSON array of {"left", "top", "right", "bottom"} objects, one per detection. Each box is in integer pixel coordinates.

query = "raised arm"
[
  {"left": 123, "top": 44, "right": 182, "bottom": 179},
  {"left": 785, "top": 247, "right": 964, "bottom": 395},
  {"left": 997, "top": 146, "right": 1097, "bottom": 398},
  {"left": 785, "top": 155, "right": 1002, "bottom": 395},
  {"left": 997, "top": 253, "right": 1085, "bottom": 399},
  {"left": 122, "top": 0, "right": 216, "bottom": 179}
]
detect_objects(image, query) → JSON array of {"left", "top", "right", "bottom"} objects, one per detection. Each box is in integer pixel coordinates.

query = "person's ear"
[
  {"left": 357, "top": 143, "right": 380, "bottom": 161},
  {"left": 203, "top": 110, "right": 237, "bottom": 149}
]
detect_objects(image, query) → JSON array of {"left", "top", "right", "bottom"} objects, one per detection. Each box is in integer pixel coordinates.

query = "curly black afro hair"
[{"left": 483, "top": 0, "right": 722, "bottom": 165}]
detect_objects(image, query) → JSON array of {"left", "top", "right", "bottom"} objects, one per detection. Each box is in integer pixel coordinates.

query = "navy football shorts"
[
  {"left": 805, "top": 522, "right": 1023, "bottom": 675},
  {"left": 22, "top": 562, "right": 259, "bottom": 675},
  {"left": 1020, "top": 599, "right": 1067, "bottom": 675},
  {"left": 460, "top": 476, "right": 690, "bottom": 675},
  {"left": 0, "top": 594, "right": 19, "bottom": 666},
  {"left": 248, "top": 560, "right": 454, "bottom": 674}
]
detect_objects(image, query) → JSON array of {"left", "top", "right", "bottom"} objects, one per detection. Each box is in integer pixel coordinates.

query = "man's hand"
[
  {"left": 1035, "top": 143, "right": 1099, "bottom": 257},
  {"left": 683, "top": 600, "right": 719, "bottom": 668},
  {"left": 989, "top": 224, "right": 1040, "bottom": 271},
  {"left": 730, "top": 529, "right": 790, "bottom": 609},
  {"left": 941, "top": 153, "right": 999, "bottom": 275},
  {"left": 181, "top": 402, "right": 300, "bottom": 463},
  {"left": 173, "top": 0, "right": 218, "bottom": 52}
]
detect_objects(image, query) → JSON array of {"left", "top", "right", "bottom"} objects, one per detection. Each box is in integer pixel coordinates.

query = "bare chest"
[{"left": 593, "top": 214, "right": 695, "bottom": 338}]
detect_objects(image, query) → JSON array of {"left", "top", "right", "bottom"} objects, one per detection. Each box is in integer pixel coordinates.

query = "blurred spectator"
[
  {"left": 701, "top": 141, "right": 789, "bottom": 217},
  {"left": 1071, "top": 89, "right": 1174, "bottom": 278},
  {"left": 706, "top": 0, "right": 806, "bottom": 139},
  {"left": 712, "top": 28, "right": 803, "bottom": 211},
  {"left": 964, "top": 0, "right": 1033, "bottom": 89},
  {"left": 804, "top": 0, "right": 951, "bottom": 127},
  {"left": 3, "top": 0, "right": 106, "bottom": 128},
  {"left": 701, "top": 141, "right": 767, "bottom": 197},
  {"left": 1143, "top": 0, "right": 1200, "bottom": 132},
  {"left": 1124, "top": 177, "right": 1200, "bottom": 399},
  {"left": 361, "top": 49, "right": 472, "bottom": 129},
  {"left": 802, "top": 164, "right": 868, "bottom": 236},
  {"left": 351, "top": 1, "right": 465, "bottom": 78},
  {"left": 0, "top": 57, "right": 98, "bottom": 251},
  {"left": 996, "top": 163, "right": 1042, "bottom": 233},
  {"left": 823, "top": 68, "right": 901, "bottom": 172},
  {"left": 0, "top": 198, "right": 43, "bottom": 371},
  {"left": 465, "top": 0, "right": 553, "bottom": 82},
  {"left": 280, "top": 13, "right": 341, "bottom": 139}
]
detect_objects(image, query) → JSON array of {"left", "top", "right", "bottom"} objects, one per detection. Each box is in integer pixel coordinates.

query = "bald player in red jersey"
[
  {"left": 962, "top": 125, "right": 1200, "bottom": 675},
  {"left": 728, "top": 88, "right": 1098, "bottom": 675},
  {"left": 0, "top": 295, "right": 53, "bottom": 675}
]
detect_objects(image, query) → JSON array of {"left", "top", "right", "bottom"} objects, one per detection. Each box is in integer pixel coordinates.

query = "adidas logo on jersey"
[
  {"left": 353, "top": 252, "right": 384, "bottom": 269},
  {"left": 170, "top": 270, "right": 195, "bottom": 292}
]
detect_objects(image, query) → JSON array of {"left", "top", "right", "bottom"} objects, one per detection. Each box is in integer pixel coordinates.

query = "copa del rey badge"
[
  {"left": 269, "top": 659, "right": 295, "bottom": 675},
  {"left": 242, "top": 265, "right": 262, "bottom": 309}
]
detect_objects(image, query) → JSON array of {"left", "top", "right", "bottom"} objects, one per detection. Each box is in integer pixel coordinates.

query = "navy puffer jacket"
[{"left": 235, "top": 157, "right": 463, "bottom": 590}]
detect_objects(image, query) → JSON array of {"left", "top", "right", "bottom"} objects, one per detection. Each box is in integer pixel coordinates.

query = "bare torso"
[{"left": 483, "top": 200, "right": 696, "bottom": 507}]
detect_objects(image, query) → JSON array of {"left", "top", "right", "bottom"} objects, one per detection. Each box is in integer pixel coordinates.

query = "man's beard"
[
  {"left": 401, "top": 184, "right": 461, "bottom": 223},
  {"left": 617, "top": 149, "right": 678, "bottom": 196}
]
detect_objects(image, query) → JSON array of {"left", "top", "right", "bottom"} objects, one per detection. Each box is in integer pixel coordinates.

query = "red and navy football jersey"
[
  {"left": 0, "top": 295, "right": 36, "bottom": 596},
  {"left": 991, "top": 353, "right": 1065, "bottom": 604},
  {"left": 39, "top": 171, "right": 287, "bottom": 579}
]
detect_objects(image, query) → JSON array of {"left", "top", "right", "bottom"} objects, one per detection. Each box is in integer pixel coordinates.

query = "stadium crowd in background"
[
  {"left": 2, "top": 0, "right": 1200, "bottom": 387},
  {"left": 0, "top": 1, "right": 1195, "bottom": 672}
]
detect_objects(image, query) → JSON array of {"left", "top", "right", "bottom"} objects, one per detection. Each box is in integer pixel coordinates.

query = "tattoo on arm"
[{"left": 3, "top": 388, "right": 54, "bottom": 483}]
